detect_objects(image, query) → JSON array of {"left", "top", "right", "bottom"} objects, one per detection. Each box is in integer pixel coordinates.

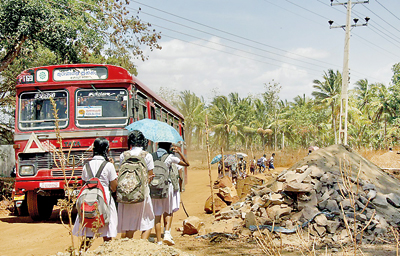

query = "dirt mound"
[
  {"left": 289, "top": 144, "right": 400, "bottom": 195},
  {"left": 198, "top": 144, "right": 400, "bottom": 247},
  {"left": 370, "top": 151, "right": 400, "bottom": 169}
]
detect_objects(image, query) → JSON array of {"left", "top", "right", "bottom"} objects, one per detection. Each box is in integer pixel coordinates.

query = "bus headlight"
[{"left": 20, "top": 165, "right": 35, "bottom": 176}]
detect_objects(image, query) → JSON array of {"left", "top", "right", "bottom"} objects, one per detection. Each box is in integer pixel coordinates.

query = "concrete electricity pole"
[{"left": 329, "top": 0, "right": 369, "bottom": 145}]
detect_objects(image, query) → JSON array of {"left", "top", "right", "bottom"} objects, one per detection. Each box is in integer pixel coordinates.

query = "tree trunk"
[{"left": 332, "top": 103, "right": 337, "bottom": 144}]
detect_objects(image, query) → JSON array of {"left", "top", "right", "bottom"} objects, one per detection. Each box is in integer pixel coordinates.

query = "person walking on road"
[
  {"left": 152, "top": 142, "right": 189, "bottom": 246},
  {"left": 260, "top": 154, "right": 267, "bottom": 173},
  {"left": 117, "top": 130, "right": 155, "bottom": 240},
  {"left": 73, "top": 137, "right": 118, "bottom": 249},
  {"left": 268, "top": 153, "right": 275, "bottom": 171}
]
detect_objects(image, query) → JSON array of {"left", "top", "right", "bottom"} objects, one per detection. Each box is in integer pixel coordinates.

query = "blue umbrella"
[
  {"left": 211, "top": 154, "right": 222, "bottom": 164},
  {"left": 125, "top": 119, "right": 184, "bottom": 143}
]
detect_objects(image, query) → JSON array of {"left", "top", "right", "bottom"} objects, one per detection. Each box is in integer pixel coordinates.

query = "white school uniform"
[
  {"left": 152, "top": 154, "right": 182, "bottom": 216},
  {"left": 117, "top": 147, "right": 155, "bottom": 232},
  {"left": 73, "top": 156, "right": 118, "bottom": 238}
]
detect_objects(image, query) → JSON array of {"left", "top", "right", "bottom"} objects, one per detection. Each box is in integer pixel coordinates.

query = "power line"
[
  {"left": 131, "top": 1, "right": 388, "bottom": 82},
  {"left": 375, "top": 0, "right": 400, "bottom": 22},
  {"left": 153, "top": 24, "right": 325, "bottom": 74},
  {"left": 161, "top": 34, "right": 323, "bottom": 77},
  {"left": 132, "top": 0, "right": 341, "bottom": 69},
  {"left": 362, "top": 4, "right": 400, "bottom": 35},
  {"left": 318, "top": 0, "right": 400, "bottom": 56},
  {"left": 352, "top": 9, "right": 400, "bottom": 44},
  {"left": 133, "top": 8, "right": 337, "bottom": 72},
  {"left": 76, "top": 0, "right": 390, "bottom": 83}
]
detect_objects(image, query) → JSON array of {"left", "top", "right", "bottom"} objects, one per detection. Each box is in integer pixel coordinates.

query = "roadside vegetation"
[{"left": 161, "top": 64, "right": 400, "bottom": 152}]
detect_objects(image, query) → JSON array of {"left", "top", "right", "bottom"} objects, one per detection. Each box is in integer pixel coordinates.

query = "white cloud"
[
  {"left": 136, "top": 38, "right": 318, "bottom": 104},
  {"left": 286, "top": 47, "right": 330, "bottom": 60}
]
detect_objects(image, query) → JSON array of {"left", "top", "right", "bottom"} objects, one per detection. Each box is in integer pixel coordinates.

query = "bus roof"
[{"left": 16, "top": 64, "right": 184, "bottom": 120}]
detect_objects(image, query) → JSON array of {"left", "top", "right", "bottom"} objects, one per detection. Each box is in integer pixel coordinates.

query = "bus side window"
[
  {"left": 155, "top": 106, "right": 161, "bottom": 121},
  {"left": 180, "top": 125, "right": 185, "bottom": 140},
  {"left": 150, "top": 106, "right": 156, "bottom": 120},
  {"left": 163, "top": 110, "right": 168, "bottom": 123}
]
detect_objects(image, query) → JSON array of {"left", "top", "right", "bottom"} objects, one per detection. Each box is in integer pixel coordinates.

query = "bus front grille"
[{"left": 51, "top": 169, "right": 83, "bottom": 177}]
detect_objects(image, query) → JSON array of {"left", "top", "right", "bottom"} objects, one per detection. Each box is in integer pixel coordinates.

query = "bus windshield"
[
  {"left": 76, "top": 88, "right": 128, "bottom": 127},
  {"left": 19, "top": 90, "right": 68, "bottom": 130}
]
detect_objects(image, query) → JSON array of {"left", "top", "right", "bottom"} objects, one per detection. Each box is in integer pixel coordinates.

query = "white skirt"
[
  {"left": 152, "top": 183, "right": 180, "bottom": 216},
  {"left": 117, "top": 188, "right": 155, "bottom": 232},
  {"left": 72, "top": 197, "right": 118, "bottom": 238}
]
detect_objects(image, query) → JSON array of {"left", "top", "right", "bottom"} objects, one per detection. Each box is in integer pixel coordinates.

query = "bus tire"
[{"left": 27, "top": 191, "right": 54, "bottom": 221}]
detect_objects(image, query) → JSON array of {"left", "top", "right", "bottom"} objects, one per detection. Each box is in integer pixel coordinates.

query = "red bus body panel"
[{"left": 13, "top": 64, "right": 186, "bottom": 210}]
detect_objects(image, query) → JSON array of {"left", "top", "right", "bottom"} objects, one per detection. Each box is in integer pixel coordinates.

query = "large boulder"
[
  {"left": 204, "top": 194, "right": 228, "bottom": 213},
  {"left": 183, "top": 216, "right": 204, "bottom": 235},
  {"left": 236, "top": 176, "right": 264, "bottom": 199}
]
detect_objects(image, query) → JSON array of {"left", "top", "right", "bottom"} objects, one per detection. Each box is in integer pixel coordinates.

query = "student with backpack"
[
  {"left": 117, "top": 130, "right": 155, "bottom": 240},
  {"left": 268, "top": 153, "right": 276, "bottom": 171},
  {"left": 250, "top": 156, "right": 256, "bottom": 175},
  {"left": 73, "top": 137, "right": 118, "bottom": 248},
  {"left": 151, "top": 142, "right": 189, "bottom": 246}
]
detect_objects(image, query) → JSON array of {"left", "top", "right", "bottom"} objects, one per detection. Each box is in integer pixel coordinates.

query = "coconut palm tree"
[
  {"left": 371, "top": 83, "right": 396, "bottom": 148},
  {"left": 177, "top": 90, "right": 206, "bottom": 148},
  {"left": 312, "top": 69, "right": 342, "bottom": 144},
  {"left": 208, "top": 95, "right": 238, "bottom": 150}
]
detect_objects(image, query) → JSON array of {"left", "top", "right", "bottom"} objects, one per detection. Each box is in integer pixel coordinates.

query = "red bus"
[{"left": 12, "top": 64, "right": 185, "bottom": 220}]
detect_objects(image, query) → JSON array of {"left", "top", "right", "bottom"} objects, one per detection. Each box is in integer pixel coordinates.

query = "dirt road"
[{"left": 1, "top": 158, "right": 262, "bottom": 256}]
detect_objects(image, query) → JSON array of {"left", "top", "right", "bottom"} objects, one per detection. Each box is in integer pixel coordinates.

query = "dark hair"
[
  {"left": 263, "top": 154, "right": 266, "bottom": 157},
  {"left": 158, "top": 142, "right": 172, "bottom": 153},
  {"left": 93, "top": 137, "right": 110, "bottom": 161},
  {"left": 272, "top": 153, "right": 275, "bottom": 156},
  {"left": 128, "top": 130, "right": 148, "bottom": 150}
]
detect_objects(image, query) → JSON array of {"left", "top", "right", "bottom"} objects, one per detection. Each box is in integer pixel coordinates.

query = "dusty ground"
[
  {"left": 0, "top": 155, "right": 273, "bottom": 256},
  {"left": 0, "top": 149, "right": 399, "bottom": 255}
]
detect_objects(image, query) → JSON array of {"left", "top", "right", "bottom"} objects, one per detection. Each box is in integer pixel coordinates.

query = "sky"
[{"left": 129, "top": 0, "right": 400, "bottom": 103}]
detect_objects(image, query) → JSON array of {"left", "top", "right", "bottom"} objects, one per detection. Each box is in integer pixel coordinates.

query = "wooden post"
[
  {"left": 221, "top": 147, "right": 224, "bottom": 177},
  {"left": 205, "top": 115, "right": 215, "bottom": 215}
]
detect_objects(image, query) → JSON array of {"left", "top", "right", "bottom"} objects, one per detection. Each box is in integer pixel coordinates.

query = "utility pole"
[{"left": 329, "top": 0, "right": 369, "bottom": 145}]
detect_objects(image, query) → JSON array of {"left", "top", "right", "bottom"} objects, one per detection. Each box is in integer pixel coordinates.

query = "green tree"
[
  {"left": 353, "top": 79, "right": 375, "bottom": 119},
  {"left": 176, "top": 90, "right": 205, "bottom": 148},
  {"left": 312, "top": 69, "right": 342, "bottom": 144},
  {"left": 209, "top": 95, "right": 238, "bottom": 150},
  {"left": 371, "top": 83, "right": 396, "bottom": 148},
  {"left": 263, "top": 81, "right": 281, "bottom": 150},
  {"left": 0, "top": 0, "right": 162, "bottom": 73},
  {"left": 392, "top": 63, "right": 400, "bottom": 86}
]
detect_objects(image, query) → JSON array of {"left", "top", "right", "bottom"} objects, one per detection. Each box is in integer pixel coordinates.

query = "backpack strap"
[
  {"left": 85, "top": 163, "right": 94, "bottom": 179},
  {"left": 151, "top": 151, "right": 168, "bottom": 162},
  {"left": 95, "top": 161, "right": 108, "bottom": 178},
  {"left": 160, "top": 153, "right": 169, "bottom": 163},
  {"left": 85, "top": 161, "right": 108, "bottom": 179}
]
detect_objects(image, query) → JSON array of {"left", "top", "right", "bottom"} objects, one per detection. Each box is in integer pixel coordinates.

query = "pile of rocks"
[{"left": 197, "top": 145, "right": 400, "bottom": 244}]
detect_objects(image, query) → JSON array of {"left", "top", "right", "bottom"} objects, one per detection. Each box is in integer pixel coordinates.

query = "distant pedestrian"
[
  {"left": 260, "top": 154, "right": 267, "bottom": 173},
  {"left": 268, "top": 153, "right": 275, "bottom": 171},
  {"left": 217, "top": 161, "right": 223, "bottom": 178},
  {"left": 250, "top": 157, "right": 256, "bottom": 175}
]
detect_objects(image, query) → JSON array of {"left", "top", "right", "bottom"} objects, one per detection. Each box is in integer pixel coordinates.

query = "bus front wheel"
[{"left": 27, "top": 191, "right": 54, "bottom": 221}]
